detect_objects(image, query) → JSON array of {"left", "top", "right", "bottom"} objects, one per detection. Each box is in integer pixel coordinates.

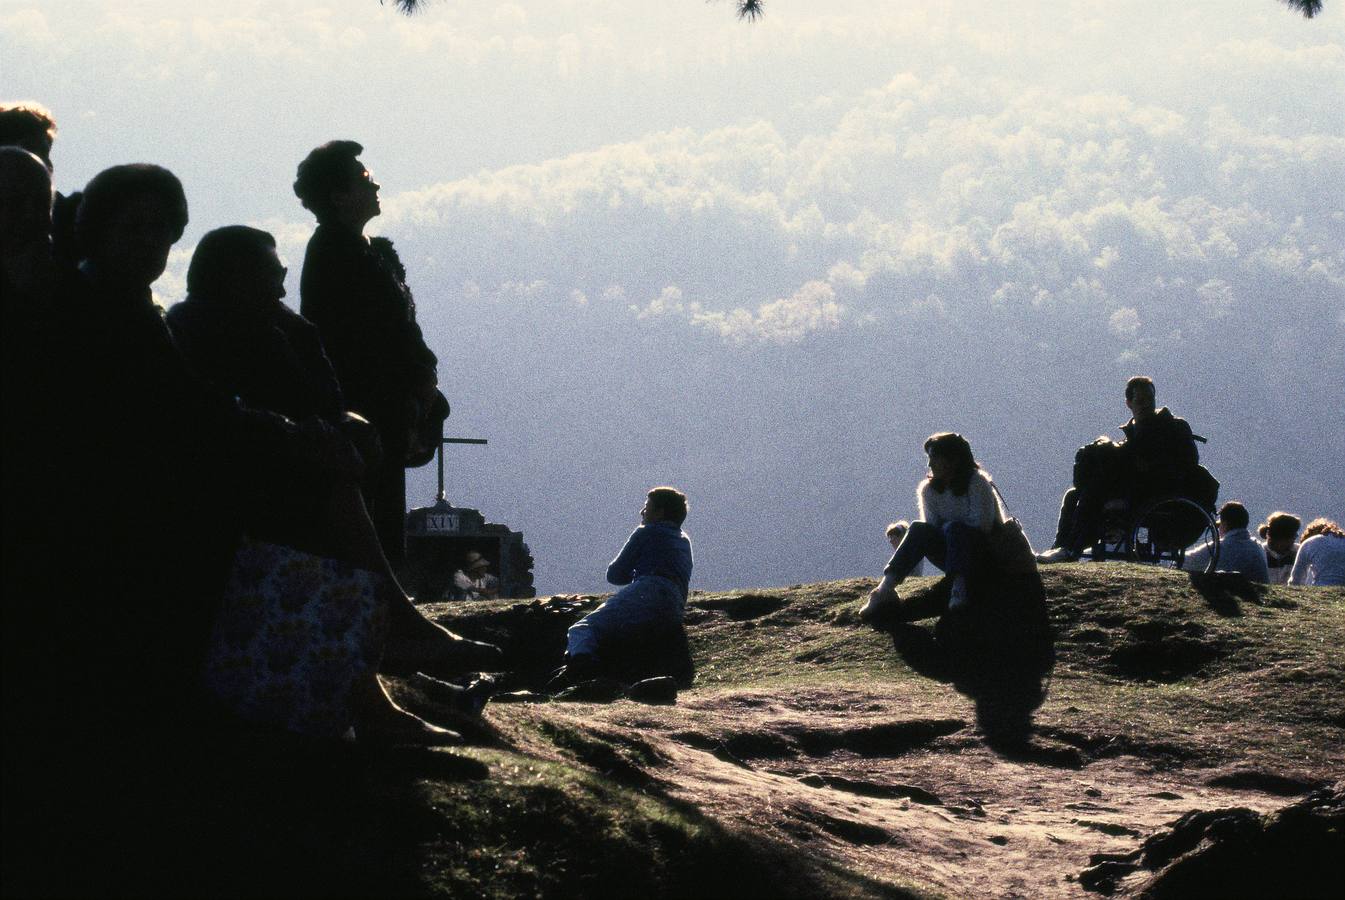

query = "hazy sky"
[{"left": 5, "top": 0, "right": 1343, "bottom": 593}]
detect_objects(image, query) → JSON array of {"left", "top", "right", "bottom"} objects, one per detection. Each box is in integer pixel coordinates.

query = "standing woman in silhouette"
[{"left": 860, "top": 432, "right": 1006, "bottom": 621}]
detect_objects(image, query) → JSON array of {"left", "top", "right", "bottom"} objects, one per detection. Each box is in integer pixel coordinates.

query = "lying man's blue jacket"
[{"left": 606, "top": 521, "right": 694, "bottom": 599}]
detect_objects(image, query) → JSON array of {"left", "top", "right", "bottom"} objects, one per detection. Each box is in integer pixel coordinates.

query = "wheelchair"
[{"left": 1087, "top": 494, "right": 1220, "bottom": 573}]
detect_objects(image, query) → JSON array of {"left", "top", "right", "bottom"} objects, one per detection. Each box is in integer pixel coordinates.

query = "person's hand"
[{"left": 298, "top": 416, "right": 365, "bottom": 480}]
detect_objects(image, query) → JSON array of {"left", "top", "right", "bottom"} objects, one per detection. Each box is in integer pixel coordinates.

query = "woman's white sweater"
[{"left": 917, "top": 470, "right": 1005, "bottom": 533}]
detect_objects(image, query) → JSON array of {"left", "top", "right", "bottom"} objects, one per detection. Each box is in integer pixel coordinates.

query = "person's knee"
[{"left": 907, "top": 521, "right": 938, "bottom": 540}]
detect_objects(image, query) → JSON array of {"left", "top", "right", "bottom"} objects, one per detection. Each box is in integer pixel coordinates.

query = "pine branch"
[
  {"left": 1282, "top": 0, "right": 1324, "bottom": 15},
  {"left": 385, "top": 1, "right": 1322, "bottom": 21}
]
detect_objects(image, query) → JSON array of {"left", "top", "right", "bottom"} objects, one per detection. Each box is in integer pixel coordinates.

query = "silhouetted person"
[
  {"left": 294, "top": 140, "right": 444, "bottom": 569},
  {"left": 168, "top": 225, "right": 500, "bottom": 677},
  {"left": 169, "top": 226, "right": 345, "bottom": 424},
  {"left": 1038, "top": 376, "right": 1202, "bottom": 562},
  {"left": 0, "top": 101, "right": 80, "bottom": 268},
  {"left": 1, "top": 147, "right": 64, "bottom": 732},
  {"left": 1182, "top": 501, "right": 1270, "bottom": 581},
  {"left": 1259, "top": 511, "right": 1302, "bottom": 585}
]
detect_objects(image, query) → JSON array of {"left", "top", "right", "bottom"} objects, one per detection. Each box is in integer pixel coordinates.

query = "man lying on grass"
[{"left": 553, "top": 487, "right": 694, "bottom": 687}]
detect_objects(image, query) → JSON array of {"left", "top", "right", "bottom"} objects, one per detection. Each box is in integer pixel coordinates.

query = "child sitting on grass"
[{"left": 558, "top": 486, "right": 694, "bottom": 684}]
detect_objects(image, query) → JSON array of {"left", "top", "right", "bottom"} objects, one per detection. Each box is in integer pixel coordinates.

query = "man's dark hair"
[
  {"left": 1218, "top": 500, "right": 1250, "bottom": 530},
  {"left": 923, "top": 431, "right": 979, "bottom": 496},
  {"left": 0, "top": 102, "right": 57, "bottom": 161},
  {"left": 1263, "top": 511, "right": 1302, "bottom": 542},
  {"left": 1125, "top": 375, "right": 1155, "bottom": 402},
  {"left": 76, "top": 163, "right": 188, "bottom": 254},
  {"left": 187, "top": 225, "right": 276, "bottom": 300},
  {"left": 647, "top": 486, "right": 689, "bottom": 526},
  {"left": 294, "top": 140, "right": 363, "bottom": 221}
]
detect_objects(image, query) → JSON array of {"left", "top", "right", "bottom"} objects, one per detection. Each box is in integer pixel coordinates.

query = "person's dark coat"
[
  {"left": 57, "top": 268, "right": 317, "bottom": 724},
  {"left": 167, "top": 295, "right": 344, "bottom": 425},
  {"left": 298, "top": 225, "right": 436, "bottom": 457},
  {"left": 1119, "top": 407, "right": 1199, "bottom": 498}
]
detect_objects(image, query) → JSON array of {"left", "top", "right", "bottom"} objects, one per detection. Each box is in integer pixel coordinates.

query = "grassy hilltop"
[
  {"left": 365, "top": 564, "right": 1343, "bottom": 899},
  {"left": 32, "top": 565, "right": 1340, "bottom": 899}
]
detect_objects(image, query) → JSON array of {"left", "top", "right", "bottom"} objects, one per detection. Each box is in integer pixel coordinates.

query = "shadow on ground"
[{"left": 876, "top": 572, "right": 1056, "bottom": 754}]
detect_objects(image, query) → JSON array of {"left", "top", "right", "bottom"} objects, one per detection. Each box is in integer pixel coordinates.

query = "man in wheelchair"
[{"left": 1038, "top": 376, "right": 1218, "bottom": 564}]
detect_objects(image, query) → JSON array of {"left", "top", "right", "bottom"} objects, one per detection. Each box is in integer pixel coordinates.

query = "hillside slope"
[
  {"left": 383, "top": 564, "right": 1342, "bottom": 899},
  {"left": 16, "top": 565, "right": 1338, "bottom": 899}
]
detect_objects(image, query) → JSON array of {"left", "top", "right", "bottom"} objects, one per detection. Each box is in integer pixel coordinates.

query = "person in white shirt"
[
  {"left": 861, "top": 432, "right": 1006, "bottom": 621},
  {"left": 1288, "top": 518, "right": 1345, "bottom": 587},
  {"left": 453, "top": 551, "right": 500, "bottom": 600},
  {"left": 1258, "top": 511, "right": 1301, "bottom": 585},
  {"left": 1182, "top": 501, "right": 1269, "bottom": 581}
]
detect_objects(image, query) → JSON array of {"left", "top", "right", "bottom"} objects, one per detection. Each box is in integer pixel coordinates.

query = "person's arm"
[
  {"left": 1287, "top": 538, "right": 1314, "bottom": 586},
  {"left": 968, "top": 475, "right": 998, "bottom": 533},
  {"left": 1182, "top": 540, "right": 1211, "bottom": 573},
  {"left": 606, "top": 528, "right": 645, "bottom": 586},
  {"left": 1175, "top": 418, "right": 1198, "bottom": 468},
  {"left": 916, "top": 480, "right": 940, "bottom": 527}
]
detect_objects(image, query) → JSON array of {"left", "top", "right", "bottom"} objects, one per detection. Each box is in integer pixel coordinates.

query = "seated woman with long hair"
[{"left": 861, "top": 432, "right": 1006, "bottom": 621}]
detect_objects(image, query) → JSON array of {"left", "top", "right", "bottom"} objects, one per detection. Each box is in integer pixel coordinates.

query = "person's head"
[
  {"left": 886, "top": 520, "right": 909, "bottom": 551},
  {"left": 77, "top": 163, "right": 188, "bottom": 289},
  {"left": 1217, "top": 501, "right": 1250, "bottom": 535},
  {"left": 187, "top": 226, "right": 286, "bottom": 314},
  {"left": 463, "top": 551, "right": 491, "bottom": 575},
  {"left": 642, "top": 486, "right": 688, "bottom": 527},
  {"left": 0, "top": 102, "right": 57, "bottom": 168},
  {"left": 293, "top": 140, "right": 380, "bottom": 229},
  {"left": 0, "top": 146, "right": 53, "bottom": 250},
  {"left": 923, "top": 432, "right": 978, "bottom": 495},
  {"left": 1125, "top": 376, "right": 1156, "bottom": 419},
  {"left": 1261, "top": 511, "right": 1302, "bottom": 553},
  {"left": 1301, "top": 518, "right": 1345, "bottom": 541}
]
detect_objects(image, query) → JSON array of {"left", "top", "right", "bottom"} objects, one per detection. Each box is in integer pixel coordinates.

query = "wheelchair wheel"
[{"left": 1130, "top": 497, "right": 1219, "bottom": 572}]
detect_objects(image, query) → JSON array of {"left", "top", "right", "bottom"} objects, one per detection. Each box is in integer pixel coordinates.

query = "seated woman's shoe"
[
  {"left": 410, "top": 672, "right": 496, "bottom": 716},
  {"left": 357, "top": 701, "right": 463, "bottom": 747},
  {"left": 858, "top": 586, "right": 900, "bottom": 624}
]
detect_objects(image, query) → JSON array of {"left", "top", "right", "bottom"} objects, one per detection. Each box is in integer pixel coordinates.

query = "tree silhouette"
[{"left": 384, "top": 1, "right": 1320, "bottom": 19}]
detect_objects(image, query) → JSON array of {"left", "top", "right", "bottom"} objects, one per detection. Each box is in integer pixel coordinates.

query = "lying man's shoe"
[
  {"left": 545, "top": 652, "right": 600, "bottom": 694},
  {"left": 1035, "top": 546, "right": 1079, "bottom": 564}
]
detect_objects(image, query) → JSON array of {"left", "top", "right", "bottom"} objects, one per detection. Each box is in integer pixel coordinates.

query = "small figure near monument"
[
  {"left": 454, "top": 551, "right": 501, "bottom": 600},
  {"left": 1037, "top": 376, "right": 1210, "bottom": 563},
  {"left": 1288, "top": 518, "right": 1345, "bottom": 587},
  {"left": 1181, "top": 501, "right": 1270, "bottom": 581},
  {"left": 1258, "top": 511, "right": 1302, "bottom": 585},
  {"left": 553, "top": 487, "right": 694, "bottom": 687}
]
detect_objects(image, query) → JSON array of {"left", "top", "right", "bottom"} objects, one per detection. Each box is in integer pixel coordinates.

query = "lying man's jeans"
[
  {"left": 883, "top": 521, "right": 989, "bottom": 582},
  {"left": 566, "top": 575, "right": 686, "bottom": 660}
]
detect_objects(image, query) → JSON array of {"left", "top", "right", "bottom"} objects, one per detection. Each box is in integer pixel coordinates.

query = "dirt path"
[{"left": 550, "top": 685, "right": 1291, "bottom": 899}]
